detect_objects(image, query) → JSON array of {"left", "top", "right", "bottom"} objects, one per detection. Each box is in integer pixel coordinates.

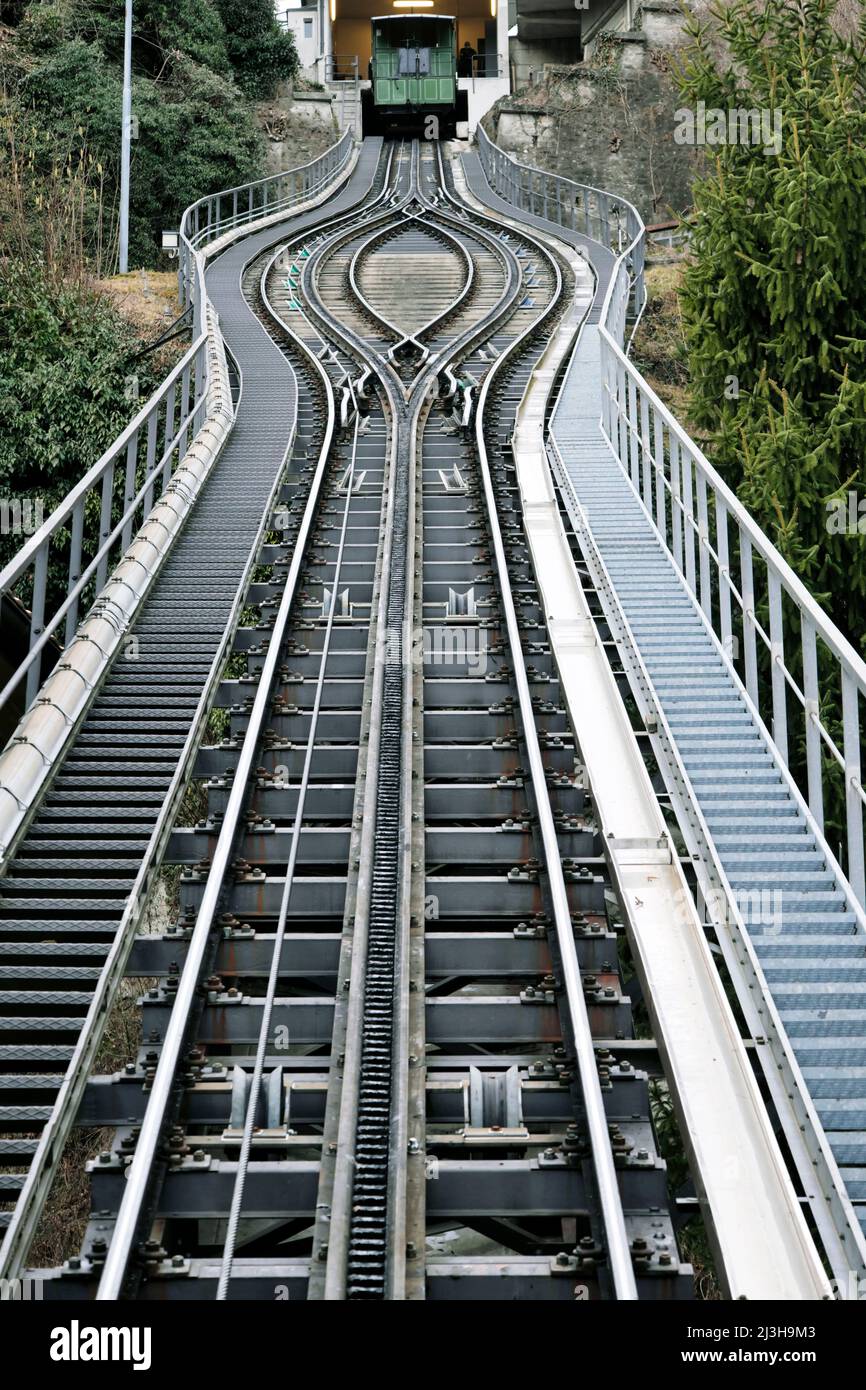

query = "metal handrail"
[
  {"left": 463, "top": 54, "right": 505, "bottom": 82},
  {"left": 476, "top": 122, "right": 866, "bottom": 905},
  {"left": 0, "top": 127, "right": 357, "bottom": 1281},
  {"left": 597, "top": 328, "right": 866, "bottom": 903},
  {"left": 324, "top": 54, "right": 361, "bottom": 83},
  {"left": 178, "top": 128, "right": 354, "bottom": 302},
  {"left": 476, "top": 123, "right": 645, "bottom": 321},
  {"left": 0, "top": 337, "right": 208, "bottom": 711},
  {"left": 0, "top": 126, "right": 354, "bottom": 726}
]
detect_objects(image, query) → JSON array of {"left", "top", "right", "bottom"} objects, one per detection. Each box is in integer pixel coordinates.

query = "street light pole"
[{"left": 119, "top": 0, "right": 133, "bottom": 274}]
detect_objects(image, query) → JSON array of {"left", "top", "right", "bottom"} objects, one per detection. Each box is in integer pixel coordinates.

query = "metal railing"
[
  {"left": 590, "top": 174, "right": 866, "bottom": 909},
  {"left": 0, "top": 339, "right": 208, "bottom": 714},
  {"left": 476, "top": 125, "right": 866, "bottom": 908},
  {"left": 323, "top": 53, "right": 361, "bottom": 83},
  {"left": 0, "top": 127, "right": 354, "bottom": 728},
  {"left": 178, "top": 128, "right": 354, "bottom": 313},
  {"left": 598, "top": 328, "right": 866, "bottom": 905},
  {"left": 460, "top": 54, "right": 506, "bottom": 84},
  {"left": 476, "top": 124, "right": 645, "bottom": 320}
]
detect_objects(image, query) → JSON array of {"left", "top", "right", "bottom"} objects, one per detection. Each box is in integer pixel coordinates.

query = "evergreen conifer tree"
[{"left": 675, "top": 0, "right": 866, "bottom": 650}]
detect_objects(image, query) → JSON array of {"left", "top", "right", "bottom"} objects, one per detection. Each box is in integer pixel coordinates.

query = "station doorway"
[{"left": 328, "top": 0, "right": 508, "bottom": 85}]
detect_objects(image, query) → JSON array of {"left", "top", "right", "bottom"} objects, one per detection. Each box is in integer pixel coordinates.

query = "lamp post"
[{"left": 119, "top": 0, "right": 133, "bottom": 274}]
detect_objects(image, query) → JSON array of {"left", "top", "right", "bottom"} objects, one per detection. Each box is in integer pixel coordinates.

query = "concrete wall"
[
  {"left": 258, "top": 94, "right": 339, "bottom": 174},
  {"left": 488, "top": 8, "right": 698, "bottom": 221},
  {"left": 459, "top": 76, "right": 511, "bottom": 132},
  {"left": 640, "top": 1, "right": 689, "bottom": 48}
]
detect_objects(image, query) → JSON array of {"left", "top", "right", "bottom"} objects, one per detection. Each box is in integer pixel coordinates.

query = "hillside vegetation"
[
  {"left": 1, "top": 0, "right": 298, "bottom": 268},
  {"left": 0, "top": 0, "right": 297, "bottom": 538},
  {"left": 675, "top": 0, "right": 866, "bottom": 648}
]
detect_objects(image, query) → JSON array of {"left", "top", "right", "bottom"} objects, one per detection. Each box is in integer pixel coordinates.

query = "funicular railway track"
[{"left": 0, "top": 138, "right": 697, "bottom": 1301}]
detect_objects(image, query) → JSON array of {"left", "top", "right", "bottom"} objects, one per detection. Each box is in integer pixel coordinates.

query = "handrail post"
[
  {"left": 65, "top": 499, "right": 86, "bottom": 646},
  {"left": 120, "top": 432, "right": 139, "bottom": 552},
  {"left": 843, "top": 673, "right": 865, "bottom": 904},
  {"left": 801, "top": 616, "right": 824, "bottom": 833},
  {"left": 25, "top": 542, "right": 49, "bottom": 706},
  {"left": 768, "top": 572, "right": 788, "bottom": 766},
  {"left": 95, "top": 465, "right": 115, "bottom": 593}
]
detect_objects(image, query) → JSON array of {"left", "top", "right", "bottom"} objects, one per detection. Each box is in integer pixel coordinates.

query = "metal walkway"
[
  {"left": 0, "top": 142, "right": 382, "bottom": 1255},
  {"left": 464, "top": 139, "right": 866, "bottom": 1272},
  {"left": 550, "top": 329, "right": 866, "bottom": 1233}
]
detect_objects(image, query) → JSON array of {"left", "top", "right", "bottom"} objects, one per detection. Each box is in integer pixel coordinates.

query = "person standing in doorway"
[{"left": 458, "top": 39, "right": 476, "bottom": 76}]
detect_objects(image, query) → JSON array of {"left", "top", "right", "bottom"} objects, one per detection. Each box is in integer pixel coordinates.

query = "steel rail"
[
  {"left": 94, "top": 159, "right": 389, "bottom": 1298},
  {"left": 322, "top": 396, "right": 405, "bottom": 1299},
  {"left": 405, "top": 202, "right": 520, "bottom": 367},
  {"left": 347, "top": 211, "right": 475, "bottom": 364},
  {"left": 432, "top": 141, "right": 639, "bottom": 1299},
  {"left": 306, "top": 146, "right": 518, "bottom": 400},
  {"left": 294, "top": 140, "right": 420, "bottom": 1299},
  {"left": 49, "top": 137, "right": 641, "bottom": 1303},
  {"left": 215, "top": 394, "right": 365, "bottom": 1299},
  {"left": 298, "top": 141, "right": 562, "bottom": 1297},
  {"left": 0, "top": 143, "right": 372, "bottom": 1275},
  {"left": 388, "top": 198, "right": 519, "bottom": 364},
  {"left": 385, "top": 211, "right": 476, "bottom": 364},
  {"left": 348, "top": 219, "right": 429, "bottom": 362},
  {"left": 324, "top": 141, "right": 500, "bottom": 1298},
  {"left": 459, "top": 150, "right": 831, "bottom": 1296},
  {"left": 96, "top": 140, "right": 408, "bottom": 1299},
  {"left": 96, "top": 415, "right": 332, "bottom": 1296},
  {"left": 317, "top": 140, "right": 632, "bottom": 1297}
]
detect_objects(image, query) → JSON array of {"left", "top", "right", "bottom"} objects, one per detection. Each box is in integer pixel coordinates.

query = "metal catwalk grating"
[
  {"left": 461, "top": 145, "right": 866, "bottom": 1240},
  {"left": 0, "top": 142, "right": 383, "bottom": 1233},
  {"left": 549, "top": 320, "right": 866, "bottom": 1228}
]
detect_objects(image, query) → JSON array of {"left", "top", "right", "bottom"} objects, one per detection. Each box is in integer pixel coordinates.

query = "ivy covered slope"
[{"left": 675, "top": 0, "right": 866, "bottom": 650}]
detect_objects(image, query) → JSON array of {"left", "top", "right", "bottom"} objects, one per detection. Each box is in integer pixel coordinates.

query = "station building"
[{"left": 276, "top": 0, "right": 637, "bottom": 130}]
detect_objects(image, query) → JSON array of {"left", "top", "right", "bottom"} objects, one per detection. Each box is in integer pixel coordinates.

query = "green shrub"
[
  {"left": 216, "top": 0, "right": 299, "bottom": 97},
  {"left": 675, "top": 0, "right": 866, "bottom": 647},
  {"left": 0, "top": 260, "right": 163, "bottom": 609},
  {"left": 0, "top": 262, "right": 158, "bottom": 498}
]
